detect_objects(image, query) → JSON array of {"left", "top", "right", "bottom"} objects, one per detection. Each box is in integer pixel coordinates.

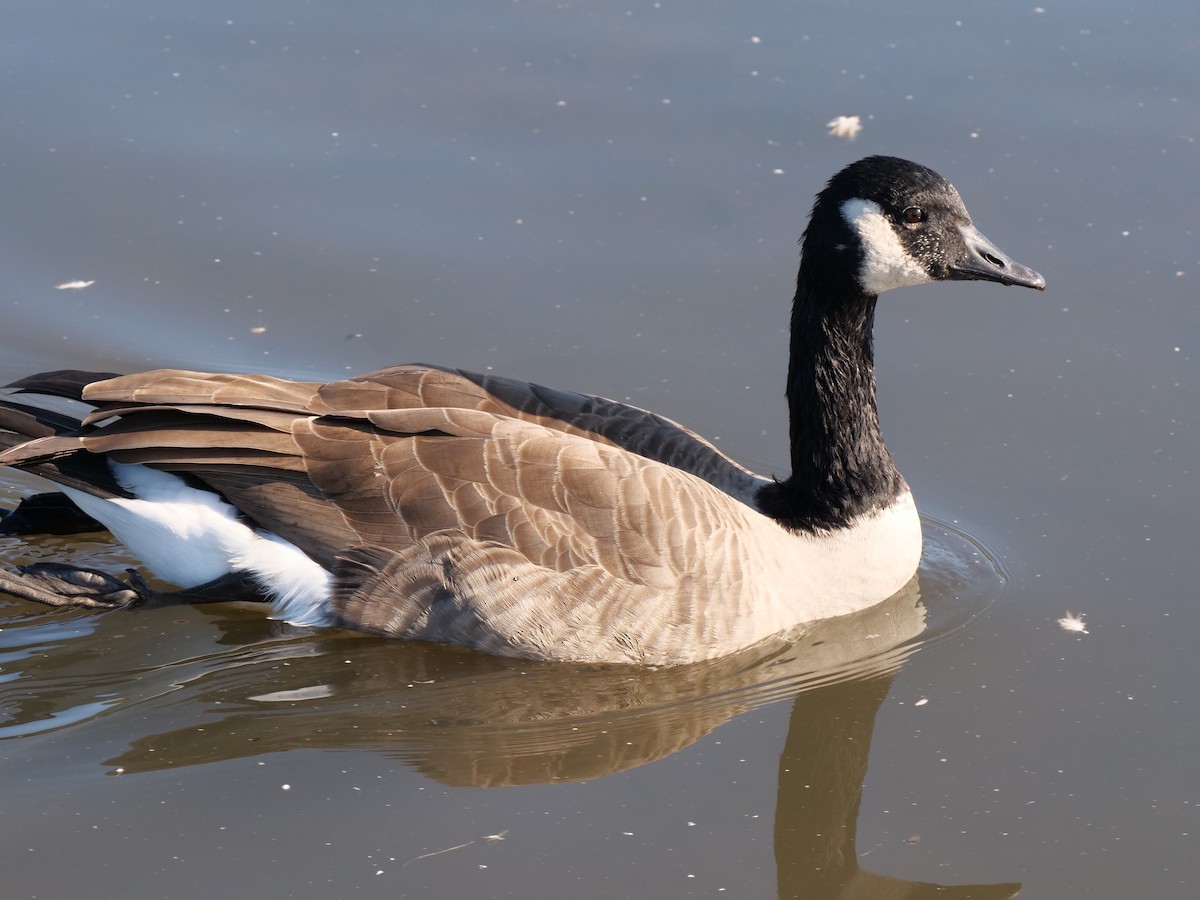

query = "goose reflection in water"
[{"left": 4, "top": 569, "right": 1017, "bottom": 898}]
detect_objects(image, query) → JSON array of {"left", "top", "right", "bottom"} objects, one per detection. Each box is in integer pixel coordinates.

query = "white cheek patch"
[{"left": 839, "top": 198, "right": 934, "bottom": 295}]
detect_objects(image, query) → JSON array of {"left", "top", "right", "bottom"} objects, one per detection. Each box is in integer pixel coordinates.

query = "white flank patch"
[
  {"left": 61, "top": 462, "right": 332, "bottom": 625},
  {"left": 839, "top": 198, "right": 933, "bottom": 295}
]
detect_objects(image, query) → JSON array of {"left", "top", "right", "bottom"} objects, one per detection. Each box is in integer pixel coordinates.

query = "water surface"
[{"left": 2, "top": 2, "right": 1198, "bottom": 898}]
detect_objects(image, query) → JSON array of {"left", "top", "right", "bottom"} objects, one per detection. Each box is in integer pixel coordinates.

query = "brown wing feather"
[
  {"left": 288, "top": 406, "right": 761, "bottom": 661},
  {"left": 10, "top": 366, "right": 753, "bottom": 589},
  {"left": 82, "top": 404, "right": 301, "bottom": 431},
  {"left": 4, "top": 365, "right": 766, "bottom": 661},
  {"left": 314, "top": 365, "right": 762, "bottom": 494},
  {"left": 69, "top": 365, "right": 760, "bottom": 497},
  {"left": 83, "top": 369, "right": 322, "bottom": 411}
]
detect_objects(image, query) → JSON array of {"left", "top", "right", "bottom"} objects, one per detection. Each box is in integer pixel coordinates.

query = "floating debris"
[
  {"left": 249, "top": 326, "right": 267, "bottom": 334},
  {"left": 1057, "top": 611, "right": 1089, "bottom": 634},
  {"left": 56, "top": 279, "right": 95, "bottom": 290},
  {"left": 403, "top": 830, "right": 508, "bottom": 867},
  {"left": 249, "top": 684, "right": 334, "bottom": 702},
  {"left": 826, "top": 115, "right": 862, "bottom": 140}
]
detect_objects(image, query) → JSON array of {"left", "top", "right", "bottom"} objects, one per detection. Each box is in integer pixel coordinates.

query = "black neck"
[{"left": 757, "top": 257, "right": 906, "bottom": 531}]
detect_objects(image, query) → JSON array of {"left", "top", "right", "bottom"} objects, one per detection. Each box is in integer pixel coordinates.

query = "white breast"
[{"left": 737, "top": 491, "right": 923, "bottom": 645}]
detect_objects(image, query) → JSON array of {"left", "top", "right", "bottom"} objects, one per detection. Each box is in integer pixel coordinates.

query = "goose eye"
[{"left": 902, "top": 206, "right": 927, "bottom": 224}]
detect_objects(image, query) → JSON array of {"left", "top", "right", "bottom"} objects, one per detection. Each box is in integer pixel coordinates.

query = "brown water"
[{"left": 2, "top": 2, "right": 1198, "bottom": 898}]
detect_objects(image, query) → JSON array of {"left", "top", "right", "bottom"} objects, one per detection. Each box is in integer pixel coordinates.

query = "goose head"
[
  {"left": 803, "top": 155, "right": 1046, "bottom": 297},
  {"left": 770, "top": 156, "right": 1045, "bottom": 533}
]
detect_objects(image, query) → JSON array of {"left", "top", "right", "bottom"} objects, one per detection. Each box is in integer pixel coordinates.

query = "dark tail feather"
[
  {"left": 3, "top": 369, "right": 120, "bottom": 400},
  {"left": 0, "top": 492, "right": 105, "bottom": 535},
  {"left": 0, "top": 370, "right": 130, "bottom": 503}
]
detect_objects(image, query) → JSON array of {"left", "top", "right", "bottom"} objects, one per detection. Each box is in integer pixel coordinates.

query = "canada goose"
[{"left": 0, "top": 156, "right": 1044, "bottom": 665}]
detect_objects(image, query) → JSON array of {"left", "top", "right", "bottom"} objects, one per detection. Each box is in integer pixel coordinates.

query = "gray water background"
[{"left": 1, "top": 2, "right": 1197, "bottom": 898}]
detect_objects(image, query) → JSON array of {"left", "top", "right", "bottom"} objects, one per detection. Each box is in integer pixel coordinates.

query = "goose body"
[{"left": 0, "top": 157, "right": 1044, "bottom": 665}]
